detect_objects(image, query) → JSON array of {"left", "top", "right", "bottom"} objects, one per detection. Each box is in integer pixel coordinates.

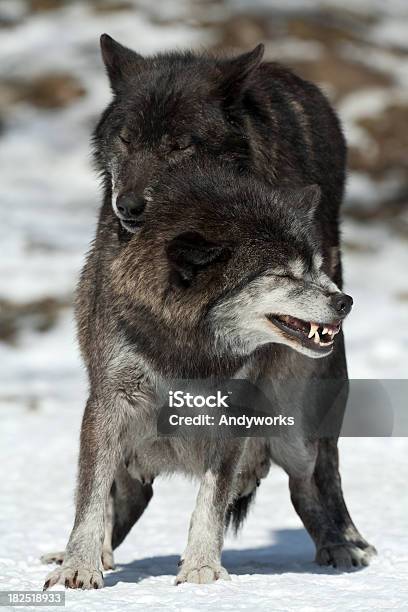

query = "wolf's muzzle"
[{"left": 115, "top": 191, "right": 146, "bottom": 232}]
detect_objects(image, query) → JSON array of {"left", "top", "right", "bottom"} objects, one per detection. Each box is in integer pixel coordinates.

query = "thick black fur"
[
  {"left": 94, "top": 35, "right": 346, "bottom": 289},
  {"left": 226, "top": 490, "right": 257, "bottom": 535}
]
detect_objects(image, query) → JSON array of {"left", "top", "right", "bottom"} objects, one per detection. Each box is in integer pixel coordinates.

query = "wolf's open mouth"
[
  {"left": 120, "top": 218, "right": 143, "bottom": 233},
  {"left": 266, "top": 314, "right": 341, "bottom": 353}
]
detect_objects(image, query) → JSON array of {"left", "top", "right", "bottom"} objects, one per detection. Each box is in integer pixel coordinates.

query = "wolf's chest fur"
[{"left": 122, "top": 398, "right": 277, "bottom": 502}]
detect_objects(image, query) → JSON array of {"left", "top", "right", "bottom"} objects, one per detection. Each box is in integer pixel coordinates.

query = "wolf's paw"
[
  {"left": 316, "top": 542, "right": 375, "bottom": 569},
  {"left": 43, "top": 563, "right": 104, "bottom": 590},
  {"left": 175, "top": 561, "right": 230, "bottom": 585},
  {"left": 41, "top": 549, "right": 115, "bottom": 571},
  {"left": 355, "top": 541, "right": 377, "bottom": 558}
]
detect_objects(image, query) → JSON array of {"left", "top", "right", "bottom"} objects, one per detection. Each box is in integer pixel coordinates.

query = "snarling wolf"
[
  {"left": 42, "top": 161, "right": 375, "bottom": 589},
  {"left": 42, "top": 38, "right": 375, "bottom": 589}
]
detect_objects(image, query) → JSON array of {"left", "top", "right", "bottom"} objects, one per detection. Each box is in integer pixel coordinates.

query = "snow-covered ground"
[
  {"left": 2, "top": 392, "right": 408, "bottom": 610},
  {"left": 0, "top": 1, "right": 407, "bottom": 610}
]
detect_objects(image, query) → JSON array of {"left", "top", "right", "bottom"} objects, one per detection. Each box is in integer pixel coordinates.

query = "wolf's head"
[
  {"left": 93, "top": 34, "right": 264, "bottom": 233},
  {"left": 111, "top": 162, "right": 352, "bottom": 377}
]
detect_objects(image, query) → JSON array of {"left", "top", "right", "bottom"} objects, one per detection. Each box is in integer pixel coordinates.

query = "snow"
[
  {"left": 1, "top": 0, "right": 407, "bottom": 610},
  {"left": 342, "top": 222, "right": 408, "bottom": 379}
]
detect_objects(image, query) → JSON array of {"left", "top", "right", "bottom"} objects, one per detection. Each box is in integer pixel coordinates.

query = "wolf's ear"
[
  {"left": 166, "top": 231, "right": 228, "bottom": 287},
  {"left": 219, "top": 44, "right": 264, "bottom": 104},
  {"left": 100, "top": 34, "right": 143, "bottom": 92},
  {"left": 296, "top": 184, "right": 321, "bottom": 221}
]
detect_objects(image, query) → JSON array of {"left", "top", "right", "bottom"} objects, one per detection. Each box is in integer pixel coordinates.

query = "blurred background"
[
  {"left": 1, "top": 4, "right": 408, "bottom": 605},
  {"left": 1, "top": 0, "right": 407, "bottom": 416}
]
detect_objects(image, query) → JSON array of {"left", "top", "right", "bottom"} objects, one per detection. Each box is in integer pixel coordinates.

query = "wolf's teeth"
[
  {"left": 314, "top": 330, "right": 320, "bottom": 344},
  {"left": 308, "top": 323, "right": 318, "bottom": 339},
  {"left": 322, "top": 327, "right": 328, "bottom": 335}
]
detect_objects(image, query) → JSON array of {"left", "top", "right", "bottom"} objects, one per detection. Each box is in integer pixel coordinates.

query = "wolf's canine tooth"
[
  {"left": 323, "top": 327, "right": 328, "bottom": 335},
  {"left": 314, "top": 330, "right": 320, "bottom": 344},
  {"left": 308, "top": 323, "right": 318, "bottom": 339}
]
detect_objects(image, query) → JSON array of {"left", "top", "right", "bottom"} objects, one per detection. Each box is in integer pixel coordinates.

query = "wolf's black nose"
[
  {"left": 331, "top": 293, "right": 353, "bottom": 316},
  {"left": 116, "top": 192, "right": 146, "bottom": 218}
]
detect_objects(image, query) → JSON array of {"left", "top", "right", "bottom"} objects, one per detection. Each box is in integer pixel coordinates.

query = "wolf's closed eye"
[
  {"left": 168, "top": 142, "right": 196, "bottom": 161},
  {"left": 170, "top": 136, "right": 195, "bottom": 154},
  {"left": 174, "top": 143, "right": 194, "bottom": 152}
]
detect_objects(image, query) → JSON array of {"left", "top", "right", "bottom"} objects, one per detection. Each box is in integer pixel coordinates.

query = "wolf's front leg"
[
  {"left": 176, "top": 445, "right": 241, "bottom": 585},
  {"left": 43, "top": 394, "right": 128, "bottom": 590},
  {"left": 40, "top": 496, "right": 115, "bottom": 571}
]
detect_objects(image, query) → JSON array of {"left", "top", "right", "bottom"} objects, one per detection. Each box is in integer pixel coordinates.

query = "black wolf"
[
  {"left": 42, "top": 39, "right": 375, "bottom": 589},
  {"left": 43, "top": 160, "right": 374, "bottom": 589},
  {"left": 94, "top": 33, "right": 344, "bottom": 255}
]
